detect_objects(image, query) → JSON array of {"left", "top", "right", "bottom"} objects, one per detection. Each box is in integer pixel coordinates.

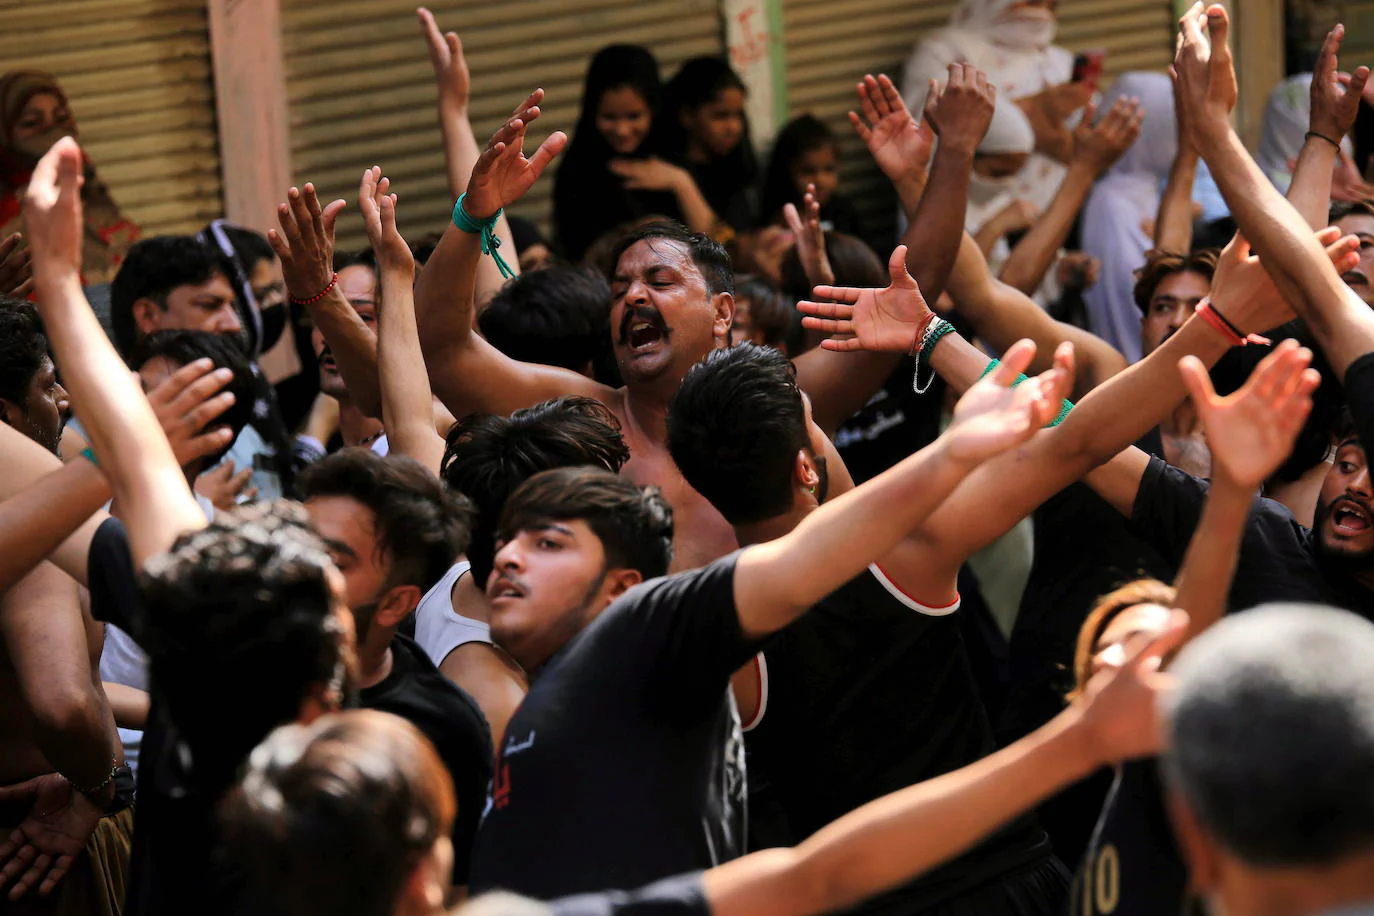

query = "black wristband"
[{"left": 1306, "top": 129, "right": 1342, "bottom": 151}]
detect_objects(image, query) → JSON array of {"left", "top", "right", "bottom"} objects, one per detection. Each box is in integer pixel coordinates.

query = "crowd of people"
[{"left": 1, "top": 1, "right": 1373, "bottom": 915}]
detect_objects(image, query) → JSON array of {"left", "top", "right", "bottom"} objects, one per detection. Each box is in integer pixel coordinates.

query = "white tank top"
[{"left": 414, "top": 559, "right": 493, "bottom": 667}]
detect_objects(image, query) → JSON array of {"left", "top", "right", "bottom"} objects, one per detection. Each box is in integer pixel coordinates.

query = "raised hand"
[
  {"left": 0, "top": 233, "right": 32, "bottom": 298},
  {"left": 1076, "top": 610, "right": 1188, "bottom": 763},
  {"left": 1171, "top": 2, "right": 1237, "bottom": 151},
  {"left": 1179, "top": 338, "right": 1320, "bottom": 490},
  {"left": 360, "top": 166, "right": 414, "bottom": 277},
  {"left": 21, "top": 137, "right": 85, "bottom": 280},
  {"left": 0, "top": 773, "right": 102, "bottom": 900},
  {"left": 926, "top": 62, "right": 997, "bottom": 156},
  {"left": 194, "top": 459, "right": 256, "bottom": 510},
  {"left": 1310, "top": 24, "right": 1371, "bottom": 145},
  {"left": 145, "top": 358, "right": 238, "bottom": 468},
  {"left": 267, "top": 183, "right": 347, "bottom": 302},
  {"left": 943, "top": 339, "right": 1075, "bottom": 464},
  {"left": 418, "top": 7, "right": 470, "bottom": 115},
  {"left": 463, "top": 89, "right": 568, "bottom": 220},
  {"left": 850, "top": 73, "right": 935, "bottom": 185},
  {"left": 797, "top": 244, "right": 932, "bottom": 353},
  {"left": 783, "top": 184, "right": 834, "bottom": 288},
  {"left": 1072, "top": 96, "right": 1145, "bottom": 177},
  {"left": 1211, "top": 227, "right": 1359, "bottom": 335}
]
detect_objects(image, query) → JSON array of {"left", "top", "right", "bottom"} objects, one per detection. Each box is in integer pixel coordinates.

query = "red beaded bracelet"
[{"left": 289, "top": 272, "right": 339, "bottom": 307}]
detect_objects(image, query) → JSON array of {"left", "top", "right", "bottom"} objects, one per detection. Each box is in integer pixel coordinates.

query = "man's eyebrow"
[{"left": 321, "top": 537, "right": 357, "bottom": 558}]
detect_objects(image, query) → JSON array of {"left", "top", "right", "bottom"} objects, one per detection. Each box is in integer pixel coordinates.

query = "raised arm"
[
  {"left": 1287, "top": 25, "right": 1368, "bottom": 229},
  {"left": 794, "top": 66, "right": 991, "bottom": 433},
  {"left": 734, "top": 340, "right": 1071, "bottom": 640},
  {"left": 1171, "top": 341, "right": 1319, "bottom": 635},
  {"left": 361, "top": 167, "right": 446, "bottom": 473},
  {"left": 704, "top": 616, "right": 1184, "bottom": 916},
  {"left": 0, "top": 232, "right": 33, "bottom": 298},
  {"left": 1175, "top": 4, "right": 1374, "bottom": 377},
  {"left": 415, "top": 90, "right": 610, "bottom": 419},
  {"left": 418, "top": 6, "right": 519, "bottom": 305},
  {"left": 1001, "top": 97, "right": 1143, "bottom": 295},
  {"left": 270, "top": 184, "right": 383, "bottom": 418},
  {"left": 24, "top": 138, "right": 205, "bottom": 565},
  {"left": 1155, "top": 79, "right": 1199, "bottom": 254}
]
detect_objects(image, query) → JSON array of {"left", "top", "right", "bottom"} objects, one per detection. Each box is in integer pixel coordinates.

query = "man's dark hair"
[
  {"left": 477, "top": 266, "right": 612, "bottom": 374},
  {"left": 333, "top": 247, "right": 378, "bottom": 274},
  {"left": 607, "top": 220, "right": 734, "bottom": 297},
  {"left": 128, "top": 330, "right": 257, "bottom": 467},
  {"left": 140, "top": 501, "right": 345, "bottom": 795},
  {"left": 780, "top": 230, "right": 886, "bottom": 301},
  {"left": 733, "top": 275, "right": 799, "bottom": 352},
  {"left": 441, "top": 397, "right": 630, "bottom": 586},
  {"left": 667, "top": 344, "right": 807, "bottom": 524},
  {"left": 1163, "top": 603, "right": 1374, "bottom": 866},
  {"left": 222, "top": 710, "right": 455, "bottom": 916},
  {"left": 499, "top": 466, "right": 673, "bottom": 581},
  {"left": 1329, "top": 198, "right": 1374, "bottom": 224},
  {"left": 220, "top": 225, "right": 276, "bottom": 269},
  {"left": 297, "top": 449, "right": 472, "bottom": 595},
  {"left": 1132, "top": 248, "right": 1220, "bottom": 316},
  {"left": 110, "top": 235, "right": 228, "bottom": 359},
  {"left": 0, "top": 297, "right": 49, "bottom": 408}
]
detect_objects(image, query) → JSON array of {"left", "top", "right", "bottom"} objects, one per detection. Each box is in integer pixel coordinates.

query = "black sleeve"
[
  {"left": 1127, "top": 456, "right": 1212, "bottom": 568},
  {"left": 442, "top": 695, "right": 494, "bottom": 886},
  {"left": 550, "top": 871, "right": 710, "bottom": 916},
  {"left": 613, "top": 551, "right": 758, "bottom": 709},
  {"left": 1343, "top": 352, "right": 1374, "bottom": 453},
  {"left": 88, "top": 516, "right": 145, "bottom": 639}
]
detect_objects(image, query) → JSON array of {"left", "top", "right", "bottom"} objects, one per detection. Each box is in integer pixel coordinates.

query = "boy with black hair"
[
  {"left": 297, "top": 448, "right": 493, "bottom": 890},
  {"left": 469, "top": 338, "right": 1073, "bottom": 899},
  {"left": 0, "top": 296, "right": 67, "bottom": 455},
  {"left": 109, "top": 235, "right": 242, "bottom": 360},
  {"left": 476, "top": 265, "right": 614, "bottom": 380},
  {"left": 414, "top": 396, "right": 630, "bottom": 744}
]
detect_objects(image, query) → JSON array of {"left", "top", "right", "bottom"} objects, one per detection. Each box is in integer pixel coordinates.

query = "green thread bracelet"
[
  {"left": 913, "top": 318, "right": 958, "bottom": 394},
  {"left": 452, "top": 193, "right": 515, "bottom": 280},
  {"left": 80, "top": 447, "right": 100, "bottom": 468},
  {"left": 978, "top": 359, "right": 1074, "bottom": 427}
]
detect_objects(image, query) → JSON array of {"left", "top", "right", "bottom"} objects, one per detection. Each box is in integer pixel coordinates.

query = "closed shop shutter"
[
  {"left": 782, "top": 0, "right": 1175, "bottom": 246},
  {"left": 0, "top": 0, "right": 223, "bottom": 236},
  {"left": 282, "top": 0, "right": 725, "bottom": 253}
]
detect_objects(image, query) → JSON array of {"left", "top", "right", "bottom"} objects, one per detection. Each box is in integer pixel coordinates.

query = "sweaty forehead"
[
  {"left": 1335, "top": 213, "right": 1374, "bottom": 238},
  {"left": 614, "top": 238, "right": 700, "bottom": 281}
]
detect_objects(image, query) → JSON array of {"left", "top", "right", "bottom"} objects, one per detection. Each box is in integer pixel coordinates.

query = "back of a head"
[
  {"left": 1164, "top": 603, "right": 1374, "bottom": 866},
  {"left": 780, "top": 230, "right": 884, "bottom": 301},
  {"left": 607, "top": 219, "right": 734, "bottom": 297},
  {"left": 222, "top": 709, "right": 455, "bottom": 916},
  {"left": 477, "top": 265, "right": 611, "bottom": 373},
  {"left": 128, "top": 329, "right": 257, "bottom": 466},
  {"left": 441, "top": 397, "right": 630, "bottom": 586},
  {"left": 139, "top": 501, "right": 346, "bottom": 795},
  {"left": 500, "top": 465, "right": 673, "bottom": 581},
  {"left": 0, "top": 296, "right": 49, "bottom": 408},
  {"left": 110, "top": 235, "right": 227, "bottom": 359},
  {"left": 297, "top": 449, "right": 473, "bottom": 595},
  {"left": 668, "top": 344, "right": 807, "bottom": 525}
]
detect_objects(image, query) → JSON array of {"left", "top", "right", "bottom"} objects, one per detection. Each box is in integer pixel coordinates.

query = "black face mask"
[{"left": 258, "top": 304, "right": 287, "bottom": 352}]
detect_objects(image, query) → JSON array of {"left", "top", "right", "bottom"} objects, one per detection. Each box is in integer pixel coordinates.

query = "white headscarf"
[
  {"left": 902, "top": 0, "right": 1075, "bottom": 230},
  {"left": 1081, "top": 72, "right": 1177, "bottom": 364}
]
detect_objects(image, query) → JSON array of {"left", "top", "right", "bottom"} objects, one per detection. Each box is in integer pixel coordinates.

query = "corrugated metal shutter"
[
  {"left": 782, "top": 0, "right": 1175, "bottom": 246},
  {"left": 0, "top": 0, "right": 223, "bottom": 236},
  {"left": 282, "top": 0, "right": 725, "bottom": 253}
]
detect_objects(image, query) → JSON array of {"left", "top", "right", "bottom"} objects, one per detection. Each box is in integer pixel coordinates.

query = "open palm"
[
  {"left": 944, "top": 340, "right": 1074, "bottom": 464},
  {"left": 797, "top": 245, "right": 933, "bottom": 353},
  {"left": 464, "top": 89, "right": 568, "bottom": 219},
  {"left": 1179, "top": 340, "right": 1318, "bottom": 489},
  {"left": 850, "top": 73, "right": 934, "bottom": 183}
]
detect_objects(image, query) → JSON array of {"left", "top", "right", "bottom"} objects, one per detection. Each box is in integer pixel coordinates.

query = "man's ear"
[
  {"left": 793, "top": 449, "right": 819, "bottom": 491},
  {"left": 374, "top": 584, "right": 422, "bottom": 630},
  {"left": 1165, "top": 789, "right": 1220, "bottom": 895},
  {"left": 604, "top": 567, "right": 645, "bottom": 601},
  {"left": 712, "top": 291, "right": 736, "bottom": 343},
  {"left": 132, "top": 297, "right": 164, "bottom": 337},
  {"left": 0, "top": 397, "right": 20, "bottom": 430}
]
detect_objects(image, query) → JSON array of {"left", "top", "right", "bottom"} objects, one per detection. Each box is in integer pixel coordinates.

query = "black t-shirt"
[
  {"left": 469, "top": 552, "right": 756, "bottom": 900},
  {"left": 1130, "top": 456, "right": 1373, "bottom": 613},
  {"left": 88, "top": 518, "right": 246, "bottom": 916},
  {"left": 1345, "top": 352, "right": 1374, "bottom": 455},
  {"left": 744, "top": 566, "right": 1051, "bottom": 914},
  {"left": 360, "top": 634, "right": 493, "bottom": 885},
  {"left": 1071, "top": 761, "right": 1194, "bottom": 916},
  {"left": 834, "top": 362, "right": 946, "bottom": 485},
  {"left": 550, "top": 872, "right": 710, "bottom": 916}
]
